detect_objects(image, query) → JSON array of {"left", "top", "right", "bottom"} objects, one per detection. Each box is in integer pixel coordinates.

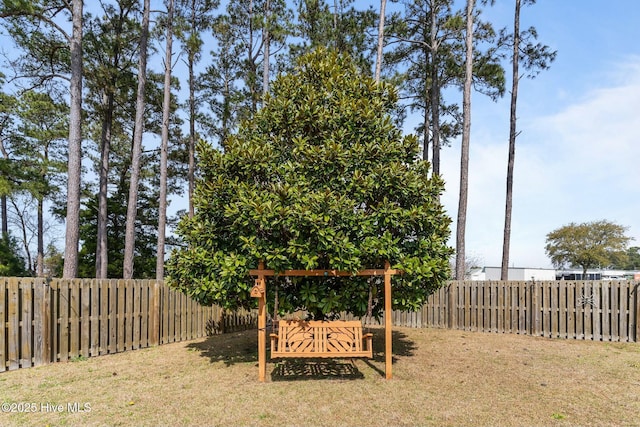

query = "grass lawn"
[{"left": 1, "top": 326, "right": 639, "bottom": 426}]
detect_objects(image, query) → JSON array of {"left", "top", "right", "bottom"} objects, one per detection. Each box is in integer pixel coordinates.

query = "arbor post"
[
  {"left": 384, "top": 260, "right": 393, "bottom": 379},
  {"left": 256, "top": 261, "right": 267, "bottom": 382}
]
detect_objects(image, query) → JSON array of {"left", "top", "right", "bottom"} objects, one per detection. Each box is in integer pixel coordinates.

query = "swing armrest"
[{"left": 270, "top": 333, "right": 279, "bottom": 353}]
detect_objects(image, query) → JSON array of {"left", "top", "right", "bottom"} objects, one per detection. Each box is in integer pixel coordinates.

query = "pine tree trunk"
[
  {"left": 375, "top": 0, "right": 386, "bottom": 83},
  {"left": 429, "top": 3, "right": 441, "bottom": 176},
  {"left": 188, "top": 0, "right": 196, "bottom": 218},
  {"left": 455, "top": 0, "right": 474, "bottom": 280},
  {"left": 63, "top": 0, "right": 83, "bottom": 279},
  {"left": 157, "top": 0, "right": 174, "bottom": 281},
  {"left": 263, "top": 0, "right": 270, "bottom": 94},
  {"left": 501, "top": 0, "right": 521, "bottom": 281},
  {"left": 96, "top": 92, "right": 114, "bottom": 279},
  {"left": 37, "top": 196, "right": 44, "bottom": 277},
  {"left": 123, "top": 0, "right": 150, "bottom": 279}
]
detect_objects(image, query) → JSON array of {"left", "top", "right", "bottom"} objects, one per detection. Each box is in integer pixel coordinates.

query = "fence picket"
[
  {"left": 33, "top": 279, "right": 48, "bottom": 366},
  {"left": 7, "top": 278, "right": 19, "bottom": 370},
  {"left": 59, "top": 280, "right": 69, "bottom": 362},
  {"left": 611, "top": 282, "right": 619, "bottom": 341},
  {"left": 81, "top": 280, "right": 91, "bottom": 358},
  {"left": 108, "top": 280, "right": 117, "bottom": 353},
  {"left": 90, "top": 280, "right": 99, "bottom": 356},
  {"left": 100, "top": 281, "right": 109, "bottom": 355},
  {"left": 0, "top": 279, "right": 6, "bottom": 371},
  {"left": 559, "top": 281, "right": 567, "bottom": 339},
  {"left": 20, "top": 279, "right": 33, "bottom": 368},
  {"left": 619, "top": 282, "right": 628, "bottom": 342}
]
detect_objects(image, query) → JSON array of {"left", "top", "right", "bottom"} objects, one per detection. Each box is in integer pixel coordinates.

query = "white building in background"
[
  {"left": 555, "top": 269, "right": 637, "bottom": 280},
  {"left": 485, "top": 267, "right": 556, "bottom": 281},
  {"left": 469, "top": 267, "right": 557, "bottom": 281},
  {"left": 468, "top": 267, "right": 640, "bottom": 281}
]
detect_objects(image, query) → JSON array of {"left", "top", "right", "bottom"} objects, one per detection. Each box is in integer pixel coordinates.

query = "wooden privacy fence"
[
  {"left": 358, "top": 280, "right": 640, "bottom": 342},
  {"left": 0, "top": 278, "right": 256, "bottom": 372},
  {"left": 4, "top": 278, "right": 638, "bottom": 372}
]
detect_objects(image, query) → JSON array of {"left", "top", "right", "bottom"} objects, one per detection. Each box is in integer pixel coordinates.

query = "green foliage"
[
  {"left": 0, "top": 234, "right": 28, "bottom": 277},
  {"left": 42, "top": 244, "right": 63, "bottom": 278},
  {"left": 545, "top": 220, "right": 632, "bottom": 275},
  {"left": 611, "top": 246, "right": 640, "bottom": 271},
  {"left": 167, "top": 49, "right": 453, "bottom": 319},
  {"left": 289, "top": 0, "right": 377, "bottom": 72}
]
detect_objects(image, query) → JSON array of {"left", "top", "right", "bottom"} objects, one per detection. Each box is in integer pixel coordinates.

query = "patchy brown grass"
[{"left": 1, "top": 327, "right": 639, "bottom": 426}]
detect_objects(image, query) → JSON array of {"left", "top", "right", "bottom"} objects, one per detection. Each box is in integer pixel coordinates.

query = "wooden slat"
[
  {"left": 59, "top": 280, "right": 69, "bottom": 362},
  {"left": 470, "top": 282, "right": 477, "bottom": 331},
  {"left": 70, "top": 279, "right": 81, "bottom": 358},
  {"left": 81, "top": 280, "right": 90, "bottom": 358},
  {"left": 592, "top": 283, "right": 601, "bottom": 341},
  {"left": 543, "top": 282, "right": 551, "bottom": 337},
  {"left": 117, "top": 280, "right": 125, "bottom": 352},
  {"left": 33, "top": 278, "right": 50, "bottom": 366},
  {"left": 559, "top": 281, "right": 567, "bottom": 339},
  {"left": 519, "top": 282, "right": 527, "bottom": 334},
  {"left": 148, "top": 282, "right": 159, "bottom": 346},
  {"left": 181, "top": 291, "right": 187, "bottom": 341},
  {"left": 168, "top": 288, "right": 175, "bottom": 343},
  {"left": 90, "top": 280, "right": 100, "bottom": 356},
  {"left": 585, "top": 282, "right": 593, "bottom": 340},
  {"left": 108, "top": 280, "right": 117, "bottom": 353},
  {"left": 50, "top": 280, "right": 59, "bottom": 362},
  {"left": 567, "top": 281, "right": 575, "bottom": 339},
  {"left": 497, "top": 282, "right": 504, "bottom": 333},
  {"left": 161, "top": 284, "right": 168, "bottom": 344},
  {"left": 21, "top": 279, "right": 33, "bottom": 368},
  {"left": 7, "top": 278, "right": 20, "bottom": 370},
  {"left": 100, "top": 280, "right": 109, "bottom": 355},
  {"left": 602, "top": 281, "right": 610, "bottom": 341},
  {"left": 619, "top": 281, "right": 628, "bottom": 342},
  {"left": 635, "top": 282, "right": 640, "bottom": 342},
  {"left": 140, "top": 280, "right": 149, "bottom": 347},
  {"left": 249, "top": 268, "right": 400, "bottom": 277},
  {"left": 575, "top": 281, "right": 584, "bottom": 339},
  {"left": 132, "top": 280, "right": 141, "bottom": 350},
  {"left": 0, "top": 278, "right": 7, "bottom": 371},
  {"left": 125, "top": 279, "right": 134, "bottom": 351},
  {"left": 611, "top": 282, "right": 619, "bottom": 341},
  {"left": 548, "top": 282, "right": 560, "bottom": 338}
]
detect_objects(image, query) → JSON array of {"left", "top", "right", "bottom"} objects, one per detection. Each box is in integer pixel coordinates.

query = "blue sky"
[{"left": 431, "top": 0, "right": 640, "bottom": 268}]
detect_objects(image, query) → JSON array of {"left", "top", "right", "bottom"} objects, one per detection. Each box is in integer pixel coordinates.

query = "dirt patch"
[{"left": 1, "top": 327, "right": 639, "bottom": 426}]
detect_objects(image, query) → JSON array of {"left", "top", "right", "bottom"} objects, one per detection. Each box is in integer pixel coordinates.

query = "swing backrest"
[{"left": 270, "top": 319, "right": 373, "bottom": 358}]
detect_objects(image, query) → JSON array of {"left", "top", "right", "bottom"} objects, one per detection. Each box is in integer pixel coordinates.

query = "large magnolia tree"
[{"left": 166, "top": 49, "right": 452, "bottom": 319}]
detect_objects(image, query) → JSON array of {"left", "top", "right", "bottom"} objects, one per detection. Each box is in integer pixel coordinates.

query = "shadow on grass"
[
  {"left": 271, "top": 359, "right": 364, "bottom": 381},
  {"left": 186, "top": 327, "right": 417, "bottom": 377},
  {"left": 186, "top": 330, "right": 258, "bottom": 366}
]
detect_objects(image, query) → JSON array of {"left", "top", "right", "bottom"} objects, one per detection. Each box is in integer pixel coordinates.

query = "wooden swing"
[
  {"left": 270, "top": 319, "right": 373, "bottom": 359},
  {"left": 249, "top": 261, "right": 400, "bottom": 381}
]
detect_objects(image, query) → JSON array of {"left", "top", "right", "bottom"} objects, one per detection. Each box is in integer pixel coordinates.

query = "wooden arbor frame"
[{"left": 249, "top": 260, "right": 400, "bottom": 382}]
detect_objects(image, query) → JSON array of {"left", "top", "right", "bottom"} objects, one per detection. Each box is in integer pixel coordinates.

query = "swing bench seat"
[{"left": 270, "top": 320, "right": 373, "bottom": 359}]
